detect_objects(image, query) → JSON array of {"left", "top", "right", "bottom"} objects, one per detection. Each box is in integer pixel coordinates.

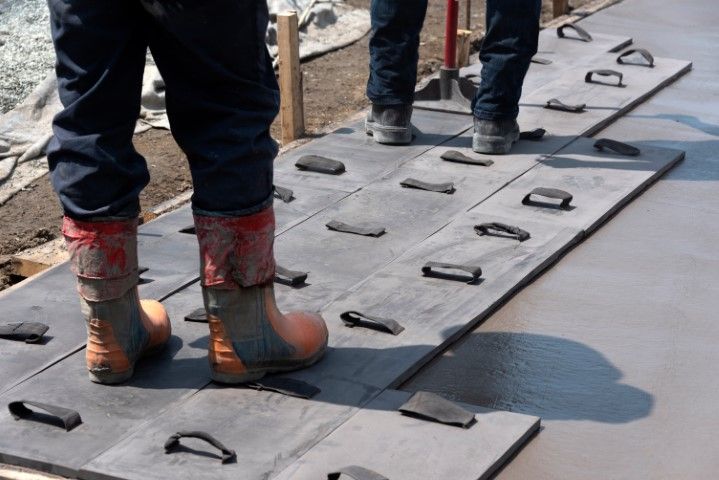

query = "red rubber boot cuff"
[
  {"left": 62, "top": 216, "right": 139, "bottom": 302},
  {"left": 193, "top": 207, "right": 276, "bottom": 289}
]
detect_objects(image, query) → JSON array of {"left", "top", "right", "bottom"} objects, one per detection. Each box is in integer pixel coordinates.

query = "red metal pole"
[{"left": 444, "top": 0, "right": 459, "bottom": 69}]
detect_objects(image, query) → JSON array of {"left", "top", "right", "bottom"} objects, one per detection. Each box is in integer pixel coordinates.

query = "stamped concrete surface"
[{"left": 403, "top": 0, "right": 719, "bottom": 478}]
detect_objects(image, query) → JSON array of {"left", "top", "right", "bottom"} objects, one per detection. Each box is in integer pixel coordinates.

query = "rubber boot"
[
  {"left": 63, "top": 217, "right": 171, "bottom": 384},
  {"left": 193, "top": 207, "right": 328, "bottom": 384},
  {"left": 472, "top": 117, "right": 520, "bottom": 155},
  {"left": 365, "top": 104, "right": 413, "bottom": 145}
]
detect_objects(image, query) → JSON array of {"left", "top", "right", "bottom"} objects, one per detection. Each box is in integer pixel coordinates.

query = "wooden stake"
[
  {"left": 553, "top": 0, "right": 569, "bottom": 18},
  {"left": 10, "top": 238, "right": 67, "bottom": 279},
  {"left": 456, "top": 29, "right": 472, "bottom": 68},
  {"left": 277, "top": 11, "right": 304, "bottom": 144},
  {"left": 465, "top": 0, "right": 471, "bottom": 30}
]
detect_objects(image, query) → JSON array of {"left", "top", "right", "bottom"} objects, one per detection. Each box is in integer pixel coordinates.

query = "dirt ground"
[{"left": 0, "top": 0, "right": 587, "bottom": 290}]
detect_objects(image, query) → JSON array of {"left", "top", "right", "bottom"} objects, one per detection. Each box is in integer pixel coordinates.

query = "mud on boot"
[
  {"left": 365, "top": 103, "right": 413, "bottom": 145},
  {"left": 194, "top": 207, "right": 328, "bottom": 384},
  {"left": 472, "top": 117, "right": 520, "bottom": 155},
  {"left": 63, "top": 217, "right": 171, "bottom": 384}
]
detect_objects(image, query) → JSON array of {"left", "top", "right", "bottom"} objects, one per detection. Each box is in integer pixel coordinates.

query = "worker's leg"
[
  {"left": 142, "top": 0, "right": 327, "bottom": 383},
  {"left": 471, "top": 0, "right": 541, "bottom": 155},
  {"left": 47, "top": 0, "right": 150, "bottom": 219},
  {"left": 141, "top": 0, "right": 278, "bottom": 216},
  {"left": 365, "top": 0, "right": 428, "bottom": 145},
  {"left": 367, "top": 0, "right": 428, "bottom": 106},
  {"left": 47, "top": 0, "right": 170, "bottom": 384},
  {"left": 472, "top": 0, "right": 541, "bottom": 120}
]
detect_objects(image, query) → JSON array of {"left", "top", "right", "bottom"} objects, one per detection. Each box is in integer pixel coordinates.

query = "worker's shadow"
[
  {"left": 126, "top": 326, "right": 652, "bottom": 426},
  {"left": 401, "top": 331, "right": 654, "bottom": 424}
]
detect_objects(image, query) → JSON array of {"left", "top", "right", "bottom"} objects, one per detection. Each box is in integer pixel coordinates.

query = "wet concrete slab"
[
  {"left": 274, "top": 389, "right": 540, "bottom": 480},
  {"left": 0, "top": 1, "right": 701, "bottom": 476},
  {"left": 403, "top": 196, "right": 719, "bottom": 479},
  {"left": 403, "top": 0, "right": 719, "bottom": 478},
  {"left": 79, "top": 383, "right": 365, "bottom": 480},
  {"left": 474, "top": 137, "right": 685, "bottom": 234},
  {"left": 0, "top": 285, "right": 211, "bottom": 478},
  {"left": 518, "top": 54, "right": 691, "bottom": 137},
  {"left": 310, "top": 213, "right": 581, "bottom": 389}
]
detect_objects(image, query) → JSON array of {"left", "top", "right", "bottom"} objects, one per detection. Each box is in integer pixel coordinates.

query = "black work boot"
[
  {"left": 365, "top": 104, "right": 413, "bottom": 145},
  {"left": 472, "top": 117, "right": 520, "bottom": 155}
]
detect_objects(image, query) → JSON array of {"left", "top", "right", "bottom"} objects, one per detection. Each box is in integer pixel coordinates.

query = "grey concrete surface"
[
  {"left": 0, "top": 0, "right": 705, "bottom": 477},
  {"left": 403, "top": 0, "right": 719, "bottom": 478},
  {"left": 274, "top": 389, "right": 539, "bottom": 480}
]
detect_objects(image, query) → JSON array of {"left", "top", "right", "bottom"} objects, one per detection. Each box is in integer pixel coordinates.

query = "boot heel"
[
  {"left": 366, "top": 119, "right": 413, "bottom": 145},
  {"left": 88, "top": 367, "right": 134, "bottom": 385},
  {"left": 373, "top": 128, "right": 413, "bottom": 145}
]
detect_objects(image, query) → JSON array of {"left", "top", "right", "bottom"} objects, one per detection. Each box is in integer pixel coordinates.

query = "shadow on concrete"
[
  {"left": 402, "top": 332, "right": 654, "bottom": 424},
  {"left": 635, "top": 113, "right": 719, "bottom": 138}
]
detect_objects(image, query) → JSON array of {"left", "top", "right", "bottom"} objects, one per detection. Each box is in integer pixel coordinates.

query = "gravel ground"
[{"left": 0, "top": 0, "right": 54, "bottom": 113}]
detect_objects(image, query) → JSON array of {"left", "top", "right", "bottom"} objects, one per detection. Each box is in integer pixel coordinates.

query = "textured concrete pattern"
[{"left": 403, "top": 0, "right": 719, "bottom": 478}]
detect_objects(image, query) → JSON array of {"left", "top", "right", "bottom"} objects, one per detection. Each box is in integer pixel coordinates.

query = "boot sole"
[
  {"left": 210, "top": 338, "right": 329, "bottom": 385},
  {"left": 365, "top": 120, "right": 413, "bottom": 145},
  {"left": 472, "top": 131, "right": 520, "bottom": 155},
  {"left": 88, "top": 367, "right": 135, "bottom": 385}
]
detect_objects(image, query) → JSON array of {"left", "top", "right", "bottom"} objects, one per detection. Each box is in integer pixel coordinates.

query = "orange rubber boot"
[
  {"left": 63, "top": 217, "right": 171, "bottom": 384},
  {"left": 194, "top": 207, "right": 328, "bottom": 384}
]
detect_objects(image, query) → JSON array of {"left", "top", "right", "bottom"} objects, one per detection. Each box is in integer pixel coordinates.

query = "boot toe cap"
[
  {"left": 285, "top": 311, "right": 328, "bottom": 358},
  {"left": 140, "top": 299, "right": 172, "bottom": 347}
]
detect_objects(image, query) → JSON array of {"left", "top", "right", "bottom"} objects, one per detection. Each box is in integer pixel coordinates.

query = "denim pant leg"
[
  {"left": 141, "top": 0, "right": 278, "bottom": 216},
  {"left": 472, "top": 0, "right": 542, "bottom": 120},
  {"left": 366, "top": 0, "right": 428, "bottom": 106},
  {"left": 46, "top": 0, "right": 149, "bottom": 219}
]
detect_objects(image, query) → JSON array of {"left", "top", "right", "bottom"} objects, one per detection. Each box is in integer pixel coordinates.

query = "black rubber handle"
[
  {"left": 275, "top": 265, "right": 308, "bottom": 287},
  {"left": 340, "top": 311, "right": 405, "bottom": 336},
  {"left": 617, "top": 48, "right": 655, "bottom": 67},
  {"left": 326, "top": 220, "right": 386, "bottom": 237},
  {"left": 164, "top": 431, "right": 236, "bottom": 464},
  {"left": 184, "top": 307, "right": 207, "bottom": 322},
  {"left": 9, "top": 400, "right": 82, "bottom": 431},
  {"left": 557, "top": 23, "right": 593, "bottom": 42},
  {"left": 440, "top": 150, "right": 494, "bottom": 166},
  {"left": 295, "top": 155, "right": 346, "bottom": 175},
  {"left": 399, "top": 391, "right": 476, "bottom": 429},
  {"left": 246, "top": 377, "right": 321, "bottom": 399},
  {"left": 545, "top": 98, "right": 586, "bottom": 113},
  {"left": 421, "top": 262, "right": 482, "bottom": 284},
  {"left": 585, "top": 69, "right": 624, "bottom": 87},
  {"left": 519, "top": 128, "right": 546, "bottom": 141},
  {"left": 522, "top": 187, "right": 573, "bottom": 210},
  {"left": 531, "top": 56, "right": 552, "bottom": 65},
  {"left": 593, "top": 138, "right": 641, "bottom": 156},
  {"left": 273, "top": 185, "right": 294, "bottom": 203},
  {"left": 400, "top": 178, "right": 455, "bottom": 194},
  {"left": 328, "top": 466, "right": 389, "bottom": 480},
  {"left": 474, "top": 222, "right": 531, "bottom": 242},
  {"left": 0, "top": 322, "right": 49, "bottom": 344}
]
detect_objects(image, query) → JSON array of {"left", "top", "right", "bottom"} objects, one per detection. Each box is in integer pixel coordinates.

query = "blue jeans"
[
  {"left": 47, "top": 0, "right": 278, "bottom": 220},
  {"left": 367, "top": 0, "right": 541, "bottom": 120}
]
